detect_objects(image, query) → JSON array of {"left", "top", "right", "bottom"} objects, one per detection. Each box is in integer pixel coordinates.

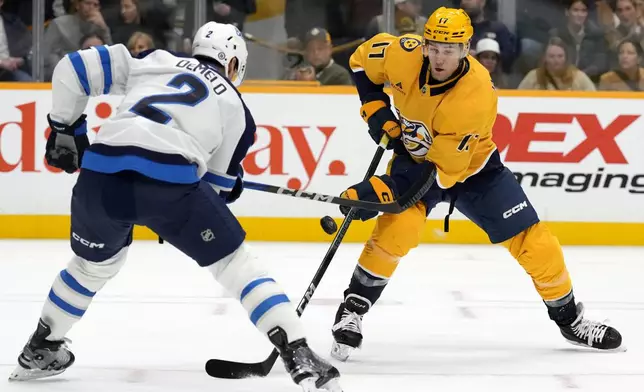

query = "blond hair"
[{"left": 127, "top": 32, "right": 155, "bottom": 53}]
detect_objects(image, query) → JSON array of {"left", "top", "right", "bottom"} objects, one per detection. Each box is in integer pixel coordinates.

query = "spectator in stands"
[
  {"left": 515, "top": 0, "right": 566, "bottom": 74},
  {"left": 43, "top": 0, "right": 112, "bottom": 81},
  {"left": 518, "top": 36, "right": 595, "bottom": 90},
  {"left": 599, "top": 38, "right": 644, "bottom": 90},
  {"left": 302, "top": 27, "right": 352, "bottom": 86},
  {"left": 475, "top": 37, "right": 510, "bottom": 88},
  {"left": 0, "top": 0, "right": 32, "bottom": 82},
  {"left": 460, "top": 0, "right": 516, "bottom": 72},
  {"left": 365, "top": 0, "right": 426, "bottom": 39},
  {"left": 293, "top": 62, "right": 317, "bottom": 82},
  {"left": 111, "top": 0, "right": 143, "bottom": 45},
  {"left": 549, "top": 0, "right": 608, "bottom": 82},
  {"left": 79, "top": 32, "right": 105, "bottom": 49},
  {"left": 598, "top": 0, "right": 644, "bottom": 52},
  {"left": 616, "top": 0, "right": 644, "bottom": 41},
  {"left": 110, "top": 0, "right": 171, "bottom": 49},
  {"left": 127, "top": 31, "right": 154, "bottom": 57}
]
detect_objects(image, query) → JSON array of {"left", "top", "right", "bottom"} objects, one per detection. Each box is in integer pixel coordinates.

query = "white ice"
[{"left": 1, "top": 240, "right": 643, "bottom": 392}]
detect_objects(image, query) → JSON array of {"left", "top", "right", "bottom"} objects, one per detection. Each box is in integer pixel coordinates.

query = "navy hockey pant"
[
  {"left": 390, "top": 150, "right": 540, "bottom": 243},
  {"left": 70, "top": 169, "right": 246, "bottom": 266}
]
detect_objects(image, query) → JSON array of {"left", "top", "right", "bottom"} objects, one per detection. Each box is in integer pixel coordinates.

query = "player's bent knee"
[
  {"left": 370, "top": 201, "right": 426, "bottom": 256},
  {"left": 357, "top": 202, "right": 426, "bottom": 280},
  {"left": 208, "top": 242, "right": 305, "bottom": 341},
  {"left": 65, "top": 246, "right": 129, "bottom": 293},
  {"left": 502, "top": 222, "right": 572, "bottom": 301},
  {"left": 208, "top": 242, "right": 263, "bottom": 293}
]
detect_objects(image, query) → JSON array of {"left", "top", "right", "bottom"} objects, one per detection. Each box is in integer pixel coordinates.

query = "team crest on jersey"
[
  {"left": 400, "top": 37, "right": 422, "bottom": 52},
  {"left": 399, "top": 115, "right": 433, "bottom": 159}
]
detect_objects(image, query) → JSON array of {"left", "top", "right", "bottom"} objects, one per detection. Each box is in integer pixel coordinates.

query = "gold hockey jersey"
[{"left": 350, "top": 33, "right": 498, "bottom": 188}]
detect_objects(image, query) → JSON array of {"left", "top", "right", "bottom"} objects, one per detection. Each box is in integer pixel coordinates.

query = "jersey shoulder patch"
[{"left": 399, "top": 36, "right": 422, "bottom": 52}]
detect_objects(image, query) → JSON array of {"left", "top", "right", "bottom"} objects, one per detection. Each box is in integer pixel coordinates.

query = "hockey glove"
[
  {"left": 225, "top": 165, "right": 244, "bottom": 204},
  {"left": 339, "top": 174, "right": 398, "bottom": 221},
  {"left": 45, "top": 114, "right": 90, "bottom": 174},
  {"left": 360, "top": 100, "right": 401, "bottom": 149}
]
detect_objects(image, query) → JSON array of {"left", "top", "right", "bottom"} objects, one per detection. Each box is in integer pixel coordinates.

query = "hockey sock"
[
  {"left": 544, "top": 291, "right": 577, "bottom": 326},
  {"left": 346, "top": 266, "right": 389, "bottom": 305},
  {"left": 41, "top": 248, "right": 128, "bottom": 340},
  {"left": 501, "top": 222, "right": 573, "bottom": 301},
  {"left": 346, "top": 201, "right": 427, "bottom": 305},
  {"left": 208, "top": 242, "right": 305, "bottom": 343}
]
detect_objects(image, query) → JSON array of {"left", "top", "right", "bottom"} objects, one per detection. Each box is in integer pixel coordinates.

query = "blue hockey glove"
[
  {"left": 339, "top": 174, "right": 398, "bottom": 221},
  {"left": 45, "top": 114, "right": 90, "bottom": 174},
  {"left": 225, "top": 165, "right": 244, "bottom": 204},
  {"left": 360, "top": 100, "right": 401, "bottom": 149}
]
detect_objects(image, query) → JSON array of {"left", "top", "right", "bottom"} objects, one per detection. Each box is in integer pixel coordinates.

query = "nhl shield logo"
[{"left": 201, "top": 229, "right": 215, "bottom": 242}]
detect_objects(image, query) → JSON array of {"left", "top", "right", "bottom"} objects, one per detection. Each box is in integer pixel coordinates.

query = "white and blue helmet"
[{"left": 192, "top": 22, "right": 248, "bottom": 87}]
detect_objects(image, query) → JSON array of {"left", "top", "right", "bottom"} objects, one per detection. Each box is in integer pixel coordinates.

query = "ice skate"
[
  {"left": 9, "top": 319, "right": 75, "bottom": 381},
  {"left": 331, "top": 294, "right": 371, "bottom": 361},
  {"left": 269, "top": 327, "right": 342, "bottom": 392},
  {"left": 558, "top": 302, "right": 624, "bottom": 351}
]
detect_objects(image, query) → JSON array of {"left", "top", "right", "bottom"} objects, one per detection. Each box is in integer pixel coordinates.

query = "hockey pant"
[{"left": 345, "top": 151, "right": 573, "bottom": 309}]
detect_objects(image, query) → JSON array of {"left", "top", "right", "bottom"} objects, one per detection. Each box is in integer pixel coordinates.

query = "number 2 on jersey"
[{"left": 130, "top": 73, "right": 209, "bottom": 124}]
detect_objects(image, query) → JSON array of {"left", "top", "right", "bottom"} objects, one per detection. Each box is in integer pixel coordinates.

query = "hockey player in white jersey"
[{"left": 9, "top": 22, "right": 342, "bottom": 392}]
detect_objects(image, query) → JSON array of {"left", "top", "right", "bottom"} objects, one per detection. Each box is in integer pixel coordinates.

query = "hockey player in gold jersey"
[{"left": 330, "top": 7, "right": 623, "bottom": 361}]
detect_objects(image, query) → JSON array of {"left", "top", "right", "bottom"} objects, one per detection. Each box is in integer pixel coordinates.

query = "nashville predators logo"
[
  {"left": 399, "top": 115, "right": 433, "bottom": 159},
  {"left": 399, "top": 37, "right": 422, "bottom": 52}
]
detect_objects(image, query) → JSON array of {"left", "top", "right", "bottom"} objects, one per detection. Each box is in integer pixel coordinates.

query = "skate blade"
[
  {"left": 565, "top": 339, "right": 628, "bottom": 353},
  {"left": 8, "top": 365, "right": 67, "bottom": 382},
  {"left": 299, "top": 377, "right": 343, "bottom": 392},
  {"left": 330, "top": 342, "right": 355, "bottom": 362}
]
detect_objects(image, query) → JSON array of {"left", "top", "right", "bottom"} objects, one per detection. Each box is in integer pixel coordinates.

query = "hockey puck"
[{"left": 320, "top": 216, "right": 338, "bottom": 235}]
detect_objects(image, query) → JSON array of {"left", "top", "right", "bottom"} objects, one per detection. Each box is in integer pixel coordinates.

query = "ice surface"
[{"left": 1, "top": 240, "right": 642, "bottom": 392}]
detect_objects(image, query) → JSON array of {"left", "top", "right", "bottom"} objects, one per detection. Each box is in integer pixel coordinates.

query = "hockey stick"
[
  {"left": 205, "top": 135, "right": 433, "bottom": 379},
  {"left": 204, "top": 135, "right": 388, "bottom": 379},
  {"left": 242, "top": 159, "right": 435, "bottom": 214}
]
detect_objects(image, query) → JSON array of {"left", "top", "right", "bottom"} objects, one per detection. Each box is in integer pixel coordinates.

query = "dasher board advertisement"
[{"left": 0, "top": 85, "right": 642, "bottom": 244}]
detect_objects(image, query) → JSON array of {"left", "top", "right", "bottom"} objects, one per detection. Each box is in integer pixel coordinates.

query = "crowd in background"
[{"left": 1, "top": 0, "right": 643, "bottom": 92}]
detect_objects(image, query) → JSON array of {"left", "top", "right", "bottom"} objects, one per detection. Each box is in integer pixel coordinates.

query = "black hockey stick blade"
[
  {"left": 204, "top": 136, "right": 389, "bottom": 380},
  {"left": 205, "top": 350, "right": 279, "bottom": 379}
]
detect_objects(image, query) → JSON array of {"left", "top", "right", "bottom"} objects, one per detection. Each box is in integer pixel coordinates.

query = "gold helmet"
[{"left": 424, "top": 7, "right": 473, "bottom": 44}]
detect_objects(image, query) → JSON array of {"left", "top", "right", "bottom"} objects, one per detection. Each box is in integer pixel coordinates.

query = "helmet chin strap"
[{"left": 460, "top": 41, "right": 471, "bottom": 59}]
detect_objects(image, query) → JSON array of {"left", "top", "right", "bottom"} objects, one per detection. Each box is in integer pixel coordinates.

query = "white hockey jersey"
[{"left": 49, "top": 44, "right": 255, "bottom": 196}]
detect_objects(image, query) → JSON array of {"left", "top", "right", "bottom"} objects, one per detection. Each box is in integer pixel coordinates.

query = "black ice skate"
[
  {"left": 557, "top": 302, "right": 624, "bottom": 351},
  {"left": 268, "top": 327, "right": 342, "bottom": 392},
  {"left": 331, "top": 294, "right": 371, "bottom": 361},
  {"left": 9, "top": 319, "right": 75, "bottom": 381}
]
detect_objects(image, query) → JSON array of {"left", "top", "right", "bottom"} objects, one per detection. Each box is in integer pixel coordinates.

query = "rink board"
[{"left": 0, "top": 84, "right": 642, "bottom": 245}]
